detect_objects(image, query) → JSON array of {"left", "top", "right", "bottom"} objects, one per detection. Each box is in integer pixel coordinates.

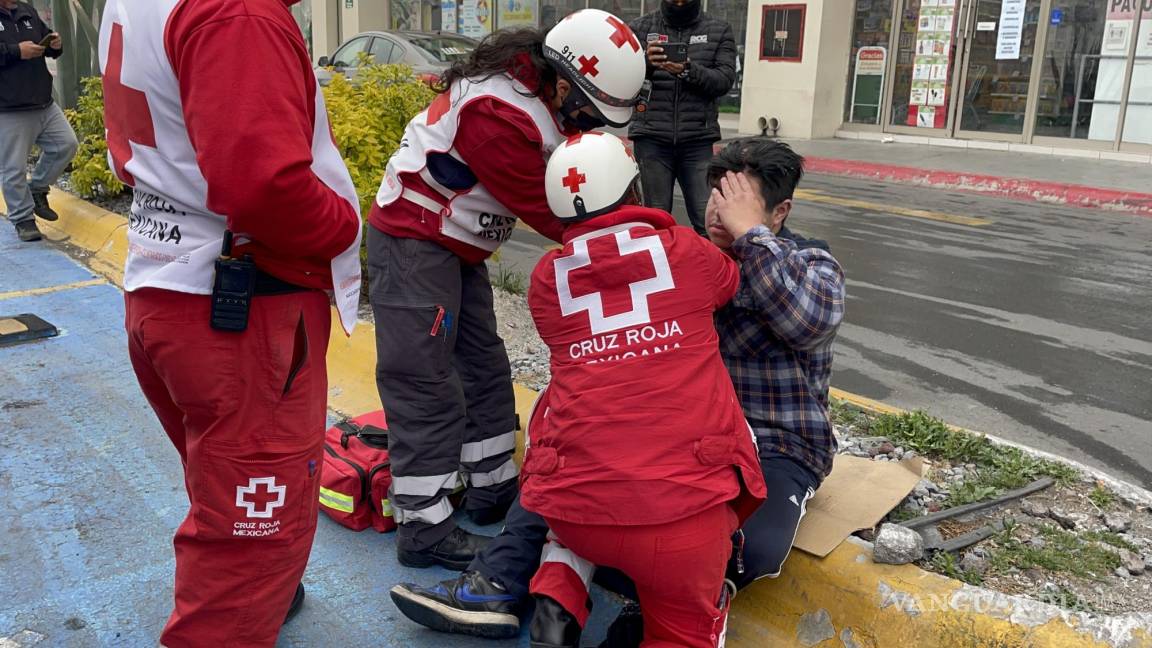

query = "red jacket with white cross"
[{"left": 520, "top": 205, "right": 767, "bottom": 527}]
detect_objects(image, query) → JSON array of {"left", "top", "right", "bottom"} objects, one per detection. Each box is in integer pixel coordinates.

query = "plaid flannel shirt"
[{"left": 715, "top": 225, "right": 846, "bottom": 480}]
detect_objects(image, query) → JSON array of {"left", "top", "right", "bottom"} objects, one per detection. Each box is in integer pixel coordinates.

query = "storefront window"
[
  {"left": 1033, "top": 1, "right": 1109, "bottom": 139},
  {"left": 1121, "top": 4, "right": 1152, "bottom": 145},
  {"left": 589, "top": 0, "right": 643, "bottom": 24},
  {"left": 890, "top": 0, "right": 960, "bottom": 130},
  {"left": 498, "top": 0, "right": 543, "bottom": 28},
  {"left": 540, "top": 0, "right": 588, "bottom": 27},
  {"left": 844, "top": 0, "right": 895, "bottom": 124},
  {"left": 706, "top": 0, "right": 747, "bottom": 106},
  {"left": 392, "top": 0, "right": 421, "bottom": 29},
  {"left": 958, "top": 0, "right": 1043, "bottom": 135},
  {"left": 292, "top": 2, "right": 314, "bottom": 56}
]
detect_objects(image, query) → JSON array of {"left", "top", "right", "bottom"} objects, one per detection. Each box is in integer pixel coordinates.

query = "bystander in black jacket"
[
  {"left": 0, "top": 1, "right": 63, "bottom": 112},
  {"left": 628, "top": 1, "right": 737, "bottom": 144}
]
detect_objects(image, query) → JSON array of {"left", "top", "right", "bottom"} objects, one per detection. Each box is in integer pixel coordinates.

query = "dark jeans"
[
  {"left": 469, "top": 452, "right": 820, "bottom": 600},
  {"left": 633, "top": 137, "right": 715, "bottom": 235}
]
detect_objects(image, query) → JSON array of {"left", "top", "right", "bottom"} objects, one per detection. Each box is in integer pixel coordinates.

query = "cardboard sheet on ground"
[{"left": 793, "top": 455, "right": 924, "bottom": 557}]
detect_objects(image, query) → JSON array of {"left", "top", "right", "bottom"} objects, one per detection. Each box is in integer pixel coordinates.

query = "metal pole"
[{"left": 1070, "top": 53, "right": 1086, "bottom": 139}]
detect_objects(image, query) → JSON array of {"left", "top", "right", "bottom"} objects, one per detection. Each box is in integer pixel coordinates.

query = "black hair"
[
  {"left": 437, "top": 28, "right": 558, "bottom": 98},
  {"left": 707, "top": 139, "right": 805, "bottom": 210}
]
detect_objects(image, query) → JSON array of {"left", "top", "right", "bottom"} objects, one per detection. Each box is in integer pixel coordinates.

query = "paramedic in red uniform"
[
  {"left": 520, "top": 132, "right": 767, "bottom": 648},
  {"left": 368, "top": 10, "right": 647, "bottom": 569},
  {"left": 100, "top": 1, "right": 363, "bottom": 646}
]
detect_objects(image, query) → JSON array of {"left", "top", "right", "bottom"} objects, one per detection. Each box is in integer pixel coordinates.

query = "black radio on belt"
[{"left": 210, "top": 231, "right": 256, "bottom": 332}]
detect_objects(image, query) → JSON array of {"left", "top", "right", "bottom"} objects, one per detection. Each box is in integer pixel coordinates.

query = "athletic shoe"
[{"left": 390, "top": 570, "right": 520, "bottom": 639}]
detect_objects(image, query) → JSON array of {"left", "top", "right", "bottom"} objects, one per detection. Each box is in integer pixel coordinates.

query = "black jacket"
[
  {"left": 628, "top": 8, "right": 736, "bottom": 145},
  {"left": 0, "top": 2, "right": 62, "bottom": 112}
]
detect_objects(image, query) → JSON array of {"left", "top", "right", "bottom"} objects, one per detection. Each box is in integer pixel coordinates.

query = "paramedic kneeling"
[{"left": 519, "top": 132, "right": 766, "bottom": 648}]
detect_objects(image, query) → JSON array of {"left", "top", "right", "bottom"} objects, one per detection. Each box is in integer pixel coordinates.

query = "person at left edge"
[
  {"left": 367, "top": 9, "right": 647, "bottom": 571},
  {"left": 100, "top": 1, "right": 363, "bottom": 647},
  {"left": 0, "top": 0, "right": 77, "bottom": 242}
]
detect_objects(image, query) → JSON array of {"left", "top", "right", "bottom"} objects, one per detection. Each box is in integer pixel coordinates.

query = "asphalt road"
[{"left": 498, "top": 174, "right": 1152, "bottom": 488}]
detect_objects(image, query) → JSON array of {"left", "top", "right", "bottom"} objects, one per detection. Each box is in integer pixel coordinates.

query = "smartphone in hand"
[
  {"left": 664, "top": 42, "right": 689, "bottom": 63},
  {"left": 38, "top": 33, "right": 58, "bottom": 47}
]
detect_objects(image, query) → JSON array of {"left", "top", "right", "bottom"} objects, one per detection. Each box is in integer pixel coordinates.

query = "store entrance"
[
  {"left": 954, "top": 0, "right": 1045, "bottom": 137},
  {"left": 884, "top": 0, "right": 1044, "bottom": 140}
]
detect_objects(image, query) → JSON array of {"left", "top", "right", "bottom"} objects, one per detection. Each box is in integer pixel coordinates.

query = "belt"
[{"left": 254, "top": 268, "right": 307, "bottom": 295}]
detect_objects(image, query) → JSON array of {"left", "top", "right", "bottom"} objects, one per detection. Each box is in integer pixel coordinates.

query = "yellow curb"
[
  {"left": 32, "top": 189, "right": 1151, "bottom": 648},
  {"left": 730, "top": 537, "right": 1151, "bottom": 647}
]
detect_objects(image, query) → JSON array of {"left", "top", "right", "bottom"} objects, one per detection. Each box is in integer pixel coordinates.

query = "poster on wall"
[
  {"left": 497, "top": 0, "right": 538, "bottom": 28},
  {"left": 995, "top": 0, "right": 1026, "bottom": 60},
  {"left": 1089, "top": 0, "right": 1152, "bottom": 144},
  {"left": 906, "top": 0, "right": 957, "bottom": 129},
  {"left": 442, "top": 0, "right": 459, "bottom": 33},
  {"left": 460, "top": 0, "right": 493, "bottom": 38}
]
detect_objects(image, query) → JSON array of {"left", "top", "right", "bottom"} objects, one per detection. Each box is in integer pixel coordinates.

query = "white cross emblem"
[
  {"left": 554, "top": 224, "right": 676, "bottom": 335},
  {"left": 235, "top": 477, "right": 286, "bottom": 519}
]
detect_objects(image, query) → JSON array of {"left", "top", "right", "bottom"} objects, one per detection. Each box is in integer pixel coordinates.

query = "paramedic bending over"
[{"left": 365, "top": 10, "right": 648, "bottom": 571}]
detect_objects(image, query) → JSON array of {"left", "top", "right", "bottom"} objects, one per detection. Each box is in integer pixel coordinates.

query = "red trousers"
[
  {"left": 125, "top": 288, "right": 331, "bottom": 648},
  {"left": 531, "top": 504, "right": 738, "bottom": 648}
]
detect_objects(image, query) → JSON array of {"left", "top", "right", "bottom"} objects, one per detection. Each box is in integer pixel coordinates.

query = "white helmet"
[
  {"left": 544, "top": 9, "right": 647, "bottom": 127},
  {"left": 546, "top": 132, "right": 641, "bottom": 221}
]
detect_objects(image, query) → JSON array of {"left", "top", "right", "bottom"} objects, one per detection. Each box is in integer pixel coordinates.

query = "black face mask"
[
  {"left": 559, "top": 88, "right": 607, "bottom": 132},
  {"left": 662, "top": 0, "right": 701, "bottom": 28}
]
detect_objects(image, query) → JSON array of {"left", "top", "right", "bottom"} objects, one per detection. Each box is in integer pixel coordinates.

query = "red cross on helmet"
[
  {"left": 546, "top": 132, "right": 642, "bottom": 221},
  {"left": 544, "top": 9, "right": 647, "bottom": 127}
]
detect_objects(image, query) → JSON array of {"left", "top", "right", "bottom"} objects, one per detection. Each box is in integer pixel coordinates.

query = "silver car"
[{"left": 315, "top": 31, "right": 477, "bottom": 86}]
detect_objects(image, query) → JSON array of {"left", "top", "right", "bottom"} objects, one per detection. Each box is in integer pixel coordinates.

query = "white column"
[
  {"left": 311, "top": 0, "right": 342, "bottom": 61},
  {"left": 738, "top": 0, "right": 852, "bottom": 139}
]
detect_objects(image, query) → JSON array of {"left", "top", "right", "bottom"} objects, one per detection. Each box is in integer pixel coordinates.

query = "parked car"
[{"left": 315, "top": 31, "right": 477, "bottom": 86}]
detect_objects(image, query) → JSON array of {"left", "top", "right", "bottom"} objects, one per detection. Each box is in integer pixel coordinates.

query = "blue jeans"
[
  {"left": 0, "top": 104, "right": 78, "bottom": 225},
  {"left": 632, "top": 138, "right": 714, "bottom": 235}
]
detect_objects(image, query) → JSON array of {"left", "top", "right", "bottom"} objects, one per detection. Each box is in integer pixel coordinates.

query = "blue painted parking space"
[{"left": 0, "top": 227, "right": 619, "bottom": 647}]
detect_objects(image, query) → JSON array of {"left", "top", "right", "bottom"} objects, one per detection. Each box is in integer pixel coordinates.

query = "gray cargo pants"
[
  {"left": 0, "top": 104, "right": 78, "bottom": 225},
  {"left": 367, "top": 226, "right": 519, "bottom": 551}
]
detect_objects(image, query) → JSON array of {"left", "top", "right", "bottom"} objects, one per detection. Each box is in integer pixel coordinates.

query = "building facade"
[{"left": 307, "top": 0, "right": 1152, "bottom": 154}]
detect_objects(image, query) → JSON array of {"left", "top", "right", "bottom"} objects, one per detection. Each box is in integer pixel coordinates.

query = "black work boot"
[
  {"left": 529, "top": 595, "right": 582, "bottom": 648},
  {"left": 283, "top": 583, "right": 305, "bottom": 624},
  {"left": 397, "top": 526, "right": 492, "bottom": 571},
  {"left": 15, "top": 220, "right": 42, "bottom": 242},
  {"left": 390, "top": 570, "right": 520, "bottom": 639},
  {"left": 32, "top": 191, "right": 59, "bottom": 222}
]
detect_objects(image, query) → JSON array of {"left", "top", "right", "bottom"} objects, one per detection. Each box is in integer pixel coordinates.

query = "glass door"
[
  {"left": 953, "top": 0, "right": 1045, "bottom": 137},
  {"left": 887, "top": 0, "right": 966, "bottom": 134}
]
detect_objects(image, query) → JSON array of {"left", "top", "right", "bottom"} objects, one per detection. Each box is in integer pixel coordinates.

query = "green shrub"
[
  {"left": 66, "top": 76, "right": 125, "bottom": 198},
  {"left": 321, "top": 64, "right": 437, "bottom": 216},
  {"left": 322, "top": 64, "right": 435, "bottom": 298},
  {"left": 64, "top": 68, "right": 434, "bottom": 302},
  {"left": 64, "top": 66, "right": 434, "bottom": 214}
]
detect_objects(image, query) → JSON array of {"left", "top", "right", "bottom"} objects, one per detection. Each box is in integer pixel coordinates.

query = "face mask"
[
  {"left": 663, "top": 0, "right": 701, "bottom": 27},
  {"left": 559, "top": 88, "right": 607, "bottom": 132}
]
